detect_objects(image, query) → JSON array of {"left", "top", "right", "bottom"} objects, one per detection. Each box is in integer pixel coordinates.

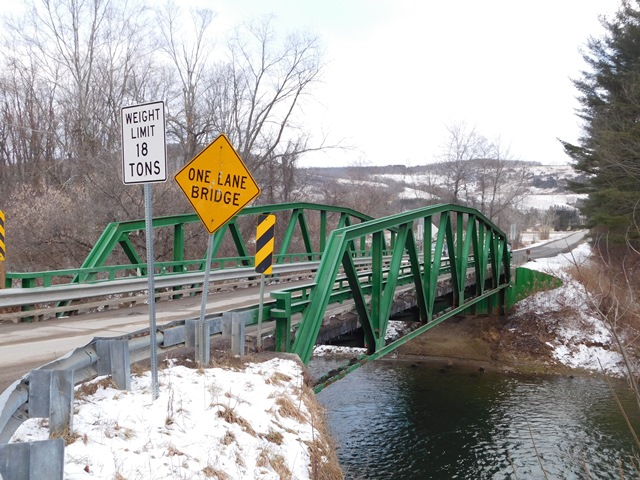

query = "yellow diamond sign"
[{"left": 175, "top": 134, "right": 260, "bottom": 234}]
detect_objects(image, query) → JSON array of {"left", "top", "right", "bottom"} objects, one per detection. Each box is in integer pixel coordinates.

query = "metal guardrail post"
[
  {"left": 222, "top": 312, "right": 247, "bottom": 356},
  {"left": 185, "top": 318, "right": 210, "bottom": 364},
  {"left": 29, "top": 370, "right": 74, "bottom": 438},
  {"left": 0, "top": 439, "right": 64, "bottom": 480},
  {"left": 96, "top": 340, "right": 131, "bottom": 390},
  {"left": 232, "top": 316, "right": 246, "bottom": 356}
]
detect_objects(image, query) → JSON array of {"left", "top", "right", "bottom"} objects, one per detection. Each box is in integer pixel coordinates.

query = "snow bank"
[
  {"left": 10, "top": 358, "right": 328, "bottom": 480},
  {"left": 519, "top": 243, "right": 626, "bottom": 376}
]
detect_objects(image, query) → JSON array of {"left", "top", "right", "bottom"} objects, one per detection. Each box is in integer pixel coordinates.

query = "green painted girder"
[{"left": 286, "top": 204, "right": 511, "bottom": 364}]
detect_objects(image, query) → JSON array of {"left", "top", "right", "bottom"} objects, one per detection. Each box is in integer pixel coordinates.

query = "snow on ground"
[
  {"left": 10, "top": 357, "right": 329, "bottom": 480},
  {"left": 518, "top": 193, "right": 586, "bottom": 210},
  {"left": 398, "top": 187, "right": 437, "bottom": 200},
  {"left": 312, "top": 320, "right": 405, "bottom": 358},
  {"left": 520, "top": 230, "right": 572, "bottom": 246},
  {"left": 518, "top": 243, "right": 627, "bottom": 376},
  {"left": 313, "top": 345, "right": 366, "bottom": 357},
  {"left": 335, "top": 177, "right": 388, "bottom": 189}
]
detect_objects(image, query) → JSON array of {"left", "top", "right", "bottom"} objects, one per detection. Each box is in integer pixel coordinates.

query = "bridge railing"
[
  {"left": 272, "top": 203, "right": 511, "bottom": 364},
  {"left": 4, "top": 253, "right": 326, "bottom": 289},
  {"left": 2, "top": 202, "right": 379, "bottom": 320}
]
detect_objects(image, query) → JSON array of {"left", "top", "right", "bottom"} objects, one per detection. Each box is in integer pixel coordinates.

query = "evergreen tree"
[{"left": 562, "top": 0, "right": 640, "bottom": 247}]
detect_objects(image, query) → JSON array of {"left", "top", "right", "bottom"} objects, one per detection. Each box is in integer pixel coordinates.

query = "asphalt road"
[
  {"left": 511, "top": 230, "right": 588, "bottom": 265},
  {"left": 0, "top": 282, "right": 282, "bottom": 393}
]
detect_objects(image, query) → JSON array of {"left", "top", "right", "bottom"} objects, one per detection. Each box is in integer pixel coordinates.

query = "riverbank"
[
  {"left": 395, "top": 314, "right": 580, "bottom": 376},
  {"left": 395, "top": 243, "right": 626, "bottom": 378}
]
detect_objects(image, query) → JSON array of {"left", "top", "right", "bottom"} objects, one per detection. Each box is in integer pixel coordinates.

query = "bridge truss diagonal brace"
[
  {"left": 340, "top": 250, "right": 375, "bottom": 351},
  {"left": 291, "top": 232, "right": 348, "bottom": 364}
]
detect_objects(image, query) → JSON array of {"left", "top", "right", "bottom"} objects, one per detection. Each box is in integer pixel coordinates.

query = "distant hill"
[{"left": 299, "top": 161, "right": 586, "bottom": 232}]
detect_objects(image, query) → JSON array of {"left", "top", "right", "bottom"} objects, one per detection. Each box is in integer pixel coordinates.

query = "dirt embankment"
[{"left": 396, "top": 312, "right": 578, "bottom": 375}]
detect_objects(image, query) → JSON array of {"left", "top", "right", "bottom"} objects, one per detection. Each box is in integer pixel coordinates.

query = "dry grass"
[
  {"left": 257, "top": 448, "right": 292, "bottom": 480},
  {"left": 165, "top": 385, "right": 175, "bottom": 426},
  {"left": 209, "top": 352, "right": 258, "bottom": 371},
  {"left": 221, "top": 430, "right": 236, "bottom": 446},
  {"left": 166, "top": 444, "right": 185, "bottom": 457},
  {"left": 572, "top": 261, "right": 640, "bottom": 332},
  {"left": 275, "top": 394, "right": 307, "bottom": 423},
  {"left": 130, "top": 362, "right": 147, "bottom": 377},
  {"left": 260, "top": 428, "right": 284, "bottom": 445},
  {"left": 49, "top": 424, "right": 82, "bottom": 446},
  {"left": 267, "top": 371, "right": 292, "bottom": 386},
  {"left": 202, "top": 465, "right": 229, "bottom": 479},
  {"left": 215, "top": 404, "right": 256, "bottom": 436},
  {"left": 104, "top": 423, "right": 135, "bottom": 440},
  {"left": 75, "top": 376, "right": 116, "bottom": 399}
]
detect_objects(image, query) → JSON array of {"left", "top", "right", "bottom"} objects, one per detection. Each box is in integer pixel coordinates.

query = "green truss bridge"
[{"left": 1, "top": 202, "right": 560, "bottom": 390}]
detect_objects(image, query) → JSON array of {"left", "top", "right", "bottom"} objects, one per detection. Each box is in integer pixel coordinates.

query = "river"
[{"left": 311, "top": 357, "right": 640, "bottom": 480}]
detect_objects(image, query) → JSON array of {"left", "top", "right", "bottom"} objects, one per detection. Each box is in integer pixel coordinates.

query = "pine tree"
[{"left": 562, "top": 0, "right": 640, "bottom": 247}]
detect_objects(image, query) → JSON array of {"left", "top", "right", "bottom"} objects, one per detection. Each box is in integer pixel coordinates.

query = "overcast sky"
[
  {"left": 210, "top": 0, "right": 621, "bottom": 168},
  {"left": 3, "top": 1, "right": 622, "bottom": 168}
]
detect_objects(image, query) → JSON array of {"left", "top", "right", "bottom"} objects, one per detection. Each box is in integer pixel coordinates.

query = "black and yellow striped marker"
[
  {"left": 255, "top": 214, "right": 275, "bottom": 275},
  {"left": 0, "top": 210, "right": 4, "bottom": 261}
]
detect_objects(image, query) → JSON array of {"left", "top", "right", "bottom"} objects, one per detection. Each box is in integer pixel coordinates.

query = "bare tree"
[
  {"left": 2, "top": 0, "right": 157, "bottom": 188},
  {"left": 0, "top": 51, "right": 60, "bottom": 191},
  {"left": 157, "top": 2, "right": 216, "bottom": 164},
  {"left": 205, "top": 17, "right": 325, "bottom": 195},
  {"left": 432, "top": 122, "right": 531, "bottom": 232},
  {"left": 0, "top": 0, "right": 170, "bottom": 271},
  {"left": 439, "top": 122, "right": 489, "bottom": 203},
  {"left": 472, "top": 138, "right": 530, "bottom": 228}
]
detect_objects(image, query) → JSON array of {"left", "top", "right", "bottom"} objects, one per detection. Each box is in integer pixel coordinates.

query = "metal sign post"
[
  {"left": 255, "top": 214, "right": 275, "bottom": 349},
  {"left": 143, "top": 184, "right": 159, "bottom": 399},
  {"left": 121, "top": 100, "right": 167, "bottom": 401},
  {"left": 197, "top": 234, "right": 215, "bottom": 366}
]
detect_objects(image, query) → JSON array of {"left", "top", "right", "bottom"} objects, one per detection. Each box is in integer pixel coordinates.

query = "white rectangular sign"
[{"left": 121, "top": 101, "right": 167, "bottom": 184}]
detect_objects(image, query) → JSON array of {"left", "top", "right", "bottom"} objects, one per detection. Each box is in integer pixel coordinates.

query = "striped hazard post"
[
  {"left": 255, "top": 214, "right": 275, "bottom": 275},
  {"left": 0, "top": 210, "right": 5, "bottom": 288},
  {"left": 255, "top": 214, "right": 275, "bottom": 348}
]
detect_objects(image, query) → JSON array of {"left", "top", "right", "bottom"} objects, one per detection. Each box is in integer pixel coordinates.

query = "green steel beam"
[
  {"left": 281, "top": 203, "right": 511, "bottom": 364},
  {"left": 377, "top": 223, "right": 410, "bottom": 349},
  {"left": 341, "top": 249, "right": 376, "bottom": 351}
]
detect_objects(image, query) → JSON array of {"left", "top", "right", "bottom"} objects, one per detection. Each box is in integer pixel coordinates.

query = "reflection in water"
[{"left": 313, "top": 358, "right": 639, "bottom": 480}]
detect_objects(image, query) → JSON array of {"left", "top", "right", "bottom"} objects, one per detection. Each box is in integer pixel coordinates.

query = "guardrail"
[
  {"left": 0, "top": 261, "right": 323, "bottom": 323},
  {"left": 511, "top": 230, "right": 588, "bottom": 265},
  {"left": 4, "top": 252, "right": 325, "bottom": 289},
  {"left": 0, "top": 251, "right": 401, "bottom": 323}
]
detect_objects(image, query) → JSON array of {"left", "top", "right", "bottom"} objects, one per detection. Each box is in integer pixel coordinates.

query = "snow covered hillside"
[{"left": 303, "top": 163, "right": 587, "bottom": 217}]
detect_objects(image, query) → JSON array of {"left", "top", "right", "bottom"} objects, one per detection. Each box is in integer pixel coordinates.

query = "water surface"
[{"left": 313, "top": 358, "right": 639, "bottom": 479}]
